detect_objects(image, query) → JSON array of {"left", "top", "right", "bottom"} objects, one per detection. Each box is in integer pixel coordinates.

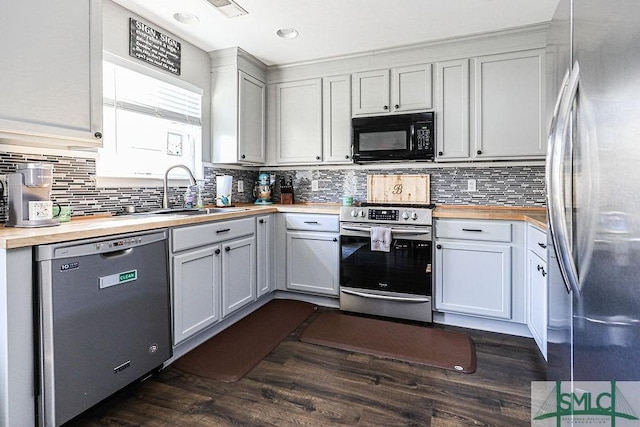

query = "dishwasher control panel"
[{"left": 95, "top": 236, "right": 142, "bottom": 251}]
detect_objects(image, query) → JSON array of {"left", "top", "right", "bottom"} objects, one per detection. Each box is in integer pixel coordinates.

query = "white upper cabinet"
[
  {"left": 472, "top": 49, "right": 546, "bottom": 159},
  {"left": 435, "top": 59, "right": 470, "bottom": 160},
  {"left": 392, "top": 64, "right": 433, "bottom": 113},
  {"left": 352, "top": 64, "right": 432, "bottom": 116},
  {"left": 274, "top": 78, "right": 323, "bottom": 164},
  {"left": 0, "top": 0, "right": 103, "bottom": 147},
  {"left": 322, "top": 75, "right": 352, "bottom": 163},
  {"left": 211, "top": 49, "right": 267, "bottom": 164}
]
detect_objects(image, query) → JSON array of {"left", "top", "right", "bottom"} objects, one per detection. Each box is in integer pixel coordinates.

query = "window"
[{"left": 98, "top": 56, "right": 203, "bottom": 182}]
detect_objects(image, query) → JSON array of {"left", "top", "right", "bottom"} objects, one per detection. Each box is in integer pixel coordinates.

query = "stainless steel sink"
[{"left": 134, "top": 207, "right": 248, "bottom": 217}]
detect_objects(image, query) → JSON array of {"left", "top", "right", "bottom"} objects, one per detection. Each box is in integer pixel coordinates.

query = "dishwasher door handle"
[{"left": 101, "top": 248, "right": 133, "bottom": 259}]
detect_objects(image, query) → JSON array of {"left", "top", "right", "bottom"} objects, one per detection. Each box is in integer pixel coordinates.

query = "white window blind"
[{"left": 103, "top": 62, "right": 202, "bottom": 125}]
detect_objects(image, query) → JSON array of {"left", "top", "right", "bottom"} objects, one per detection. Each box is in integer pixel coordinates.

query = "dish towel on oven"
[{"left": 370, "top": 226, "right": 391, "bottom": 252}]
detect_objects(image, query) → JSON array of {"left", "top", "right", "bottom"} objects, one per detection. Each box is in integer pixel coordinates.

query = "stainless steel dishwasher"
[{"left": 35, "top": 230, "right": 172, "bottom": 426}]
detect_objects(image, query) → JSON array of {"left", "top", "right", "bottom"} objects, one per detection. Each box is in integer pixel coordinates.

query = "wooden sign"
[
  {"left": 367, "top": 174, "right": 431, "bottom": 205},
  {"left": 129, "top": 18, "right": 181, "bottom": 75}
]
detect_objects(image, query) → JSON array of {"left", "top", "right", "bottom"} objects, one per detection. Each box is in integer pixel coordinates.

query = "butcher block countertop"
[
  {"left": 0, "top": 203, "right": 546, "bottom": 249},
  {"left": 0, "top": 204, "right": 341, "bottom": 249},
  {"left": 433, "top": 205, "right": 547, "bottom": 229}
]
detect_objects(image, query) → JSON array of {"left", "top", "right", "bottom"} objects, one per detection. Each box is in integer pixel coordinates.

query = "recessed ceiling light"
[
  {"left": 173, "top": 12, "right": 200, "bottom": 25},
  {"left": 276, "top": 28, "right": 299, "bottom": 39}
]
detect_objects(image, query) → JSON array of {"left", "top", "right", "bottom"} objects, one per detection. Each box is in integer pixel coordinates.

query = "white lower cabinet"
[
  {"left": 172, "top": 245, "right": 221, "bottom": 345},
  {"left": 434, "top": 218, "right": 525, "bottom": 323},
  {"left": 435, "top": 240, "right": 512, "bottom": 319},
  {"left": 256, "top": 215, "right": 275, "bottom": 298},
  {"left": 526, "top": 223, "right": 548, "bottom": 359},
  {"left": 221, "top": 235, "right": 256, "bottom": 317},
  {"left": 284, "top": 214, "right": 340, "bottom": 296},
  {"left": 171, "top": 218, "right": 256, "bottom": 345}
]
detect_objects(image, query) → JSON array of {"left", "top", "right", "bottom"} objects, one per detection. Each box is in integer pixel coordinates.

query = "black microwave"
[{"left": 352, "top": 112, "right": 434, "bottom": 163}]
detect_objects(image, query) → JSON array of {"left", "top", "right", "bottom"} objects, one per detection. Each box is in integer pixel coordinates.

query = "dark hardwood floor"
[{"left": 68, "top": 309, "right": 546, "bottom": 426}]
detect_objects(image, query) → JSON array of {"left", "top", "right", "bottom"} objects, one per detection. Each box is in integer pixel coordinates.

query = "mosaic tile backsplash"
[{"left": 0, "top": 150, "right": 545, "bottom": 222}]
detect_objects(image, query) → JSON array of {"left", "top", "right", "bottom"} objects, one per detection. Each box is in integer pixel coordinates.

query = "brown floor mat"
[
  {"left": 173, "top": 299, "right": 316, "bottom": 382},
  {"left": 298, "top": 312, "right": 476, "bottom": 373}
]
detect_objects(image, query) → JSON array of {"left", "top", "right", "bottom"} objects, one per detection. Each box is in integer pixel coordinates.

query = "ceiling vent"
[{"left": 206, "top": 0, "right": 248, "bottom": 18}]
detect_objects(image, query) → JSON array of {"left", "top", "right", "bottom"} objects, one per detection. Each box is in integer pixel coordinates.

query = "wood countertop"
[
  {"left": 433, "top": 205, "right": 547, "bottom": 229},
  {"left": 0, "top": 203, "right": 547, "bottom": 249},
  {"left": 0, "top": 204, "right": 342, "bottom": 249}
]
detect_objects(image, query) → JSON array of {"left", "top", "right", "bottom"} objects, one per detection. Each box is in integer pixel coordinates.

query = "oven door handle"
[
  {"left": 340, "top": 288, "right": 431, "bottom": 303},
  {"left": 341, "top": 226, "right": 430, "bottom": 235}
]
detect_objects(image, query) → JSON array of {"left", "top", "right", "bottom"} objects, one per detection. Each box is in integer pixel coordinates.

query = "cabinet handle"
[
  {"left": 436, "top": 244, "right": 442, "bottom": 249},
  {"left": 94, "top": 131, "right": 103, "bottom": 139},
  {"left": 462, "top": 228, "right": 483, "bottom": 232},
  {"left": 241, "top": 154, "right": 246, "bottom": 159},
  {"left": 537, "top": 265, "right": 547, "bottom": 277},
  {"left": 316, "top": 156, "right": 321, "bottom": 160},
  {"left": 438, "top": 151, "right": 443, "bottom": 156},
  {"left": 345, "top": 155, "right": 349, "bottom": 159},
  {"left": 216, "top": 228, "right": 231, "bottom": 233},
  {"left": 259, "top": 219, "right": 265, "bottom": 224},
  {"left": 538, "top": 242, "right": 547, "bottom": 249},
  {"left": 383, "top": 105, "right": 389, "bottom": 110},
  {"left": 477, "top": 150, "right": 482, "bottom": 155},
  {"left": 394, "top": 104, "right": 399, "bottom": 109},
  {"left": 215, "top": 249, "right": 221, "bottom": 255},
  {"left": 333, "top": 238, "right": 338, "bottom": 242},
  {"left": 304, "top": 221, "right": 319, "bottom": 224},
  {"left": 225, "top": 246, "right": 231, "bottom": 252}
]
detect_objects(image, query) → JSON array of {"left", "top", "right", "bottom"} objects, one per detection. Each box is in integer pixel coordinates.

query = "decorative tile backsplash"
[
  {"left": 0, "top": 150, "right": 545, "bottom": 222},
  {"left": 265, "top": 165, "right": 546, "bottom": 207}
]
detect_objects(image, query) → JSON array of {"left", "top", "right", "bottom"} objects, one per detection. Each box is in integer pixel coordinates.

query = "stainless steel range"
[{"left": 339, "top": 204, "right": 434, "bottom": 323}]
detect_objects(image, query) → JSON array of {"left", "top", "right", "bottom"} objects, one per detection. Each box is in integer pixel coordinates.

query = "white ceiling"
[{"left": 113, "top": 0, "right": 560, "bottom": 66}]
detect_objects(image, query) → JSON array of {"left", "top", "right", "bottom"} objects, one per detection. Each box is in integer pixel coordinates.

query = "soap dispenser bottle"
[{"left": 183, "top": 185, "right": 195, "bottom": 208}]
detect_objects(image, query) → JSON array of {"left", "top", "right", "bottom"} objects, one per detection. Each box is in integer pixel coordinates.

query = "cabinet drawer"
[
  {"left": 285, "top": 214, "right": 339, "bottom": 232},
  {"left": 436, "top": 219, "right": 512, "bottom": 242},
  {"left": 172, "top": 217, "right": 255, "bottom": 252},
  {"left": 527, "top": 224, "right": 548, "bottom": 259}
]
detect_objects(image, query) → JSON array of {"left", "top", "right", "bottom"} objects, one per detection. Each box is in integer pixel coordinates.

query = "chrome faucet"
[{"left": 163, "top": 164, "right": 197, "bottom": 209}]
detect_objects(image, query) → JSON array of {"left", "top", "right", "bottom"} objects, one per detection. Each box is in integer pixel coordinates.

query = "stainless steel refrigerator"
[{"left": 546, "top": 0, "right": 640, "bottom": 382}]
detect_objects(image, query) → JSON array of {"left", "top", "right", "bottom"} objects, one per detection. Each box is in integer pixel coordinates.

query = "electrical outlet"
[
  {"left": 237, "top": 181, "right": 244, "bottom": 193},
  {"left": 311, "top": 180, "right": 319, "bottom": 191},
  {"left": 467, "top": 179, "right": 477, "bottom": 192}
]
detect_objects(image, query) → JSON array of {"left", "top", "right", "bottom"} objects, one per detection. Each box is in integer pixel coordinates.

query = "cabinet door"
[
  {"left": 352, "top": 69, "right": 390, "bottom": 116},
  {"left": 286, "top": 231, "right": 340, "bottom": 296},
  {"left": 435, "top": 59, "right": 470, "bottom": 160},
  {"left": 0, "top": 0, "right": 102, "bottom": 147},
  {"left": 275, "top": 79, "right": 323, "bottom": 163},
  {"left": 322, "top": 75, "right": 352, "bottom": 163},
  {"left": 472, "top": 49, "right": 545, "bottom": 159},
  {"left": 172, "top": 245, "right": 221, "bottom": 344},
  {"left": 238, "top": 71, "right": 266, "bottom": 163},
  {"left": 256, "top": 215, "right": 274, "bottom": 298},
  {"left": 527, "top": 251, "right": 548, "bottom": 359},
  {"left": 392, "top": 64, "right": 433, "bottom": 112},
  {"left": 221, "top": 235, "right": 256, "bottom": 317},
  {"left": 434, "top": 240, "right": 512, "bottom": 319}
]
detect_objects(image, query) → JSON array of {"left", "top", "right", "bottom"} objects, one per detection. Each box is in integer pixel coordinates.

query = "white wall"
[{"left": 102, "top": 0, "right": 213, "bottom": 161}]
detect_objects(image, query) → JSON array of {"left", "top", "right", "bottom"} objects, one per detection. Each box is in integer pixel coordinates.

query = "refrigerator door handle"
[{"left": 547, "top": 60, "right": 582, "bottom": 296}]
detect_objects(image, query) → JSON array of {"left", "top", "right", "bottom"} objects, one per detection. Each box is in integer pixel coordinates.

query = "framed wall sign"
[{"left": 129, "top": 18, "right": 181, "bottom": 75}]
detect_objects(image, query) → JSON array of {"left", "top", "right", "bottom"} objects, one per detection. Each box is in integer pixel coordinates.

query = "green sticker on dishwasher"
[
  {"left": 119, "top": 270, "right": 137, "bottom": 282},
  {"left": 99, "top": 269, "right": 138, "bottom": 289}
]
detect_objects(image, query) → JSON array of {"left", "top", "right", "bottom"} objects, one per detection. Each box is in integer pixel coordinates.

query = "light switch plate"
[
  {"left": 238, "top": 181, "right": 244, "bottom": 193},
  {"left": 311, "top": 180, "right": 319, "bottom": 191},
  {"left": 467, "top": 179, "right": 477, "bottom": 192}
]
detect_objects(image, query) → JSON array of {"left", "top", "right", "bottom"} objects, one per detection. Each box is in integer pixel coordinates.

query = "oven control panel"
[
  {"left": 340, "top": 206, "right": 433, "bottom": 226},
  {"left": 369, "top": 209, "right": 398, "bottom": 221}
]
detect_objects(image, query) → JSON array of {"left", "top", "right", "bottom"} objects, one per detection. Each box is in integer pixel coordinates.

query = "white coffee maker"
[{"left": 6, "top": 163, "right": 59, "bottom": 227}]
